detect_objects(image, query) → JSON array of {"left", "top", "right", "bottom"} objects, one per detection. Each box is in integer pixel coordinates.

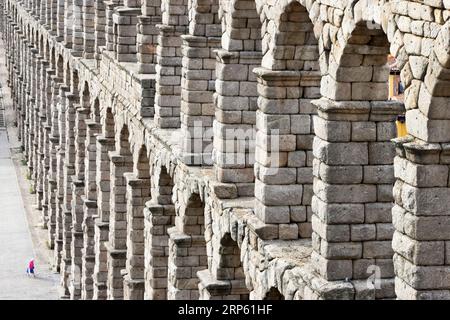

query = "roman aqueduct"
[{"left": 1, "top": 0, "right": 450, "bottom": 299}]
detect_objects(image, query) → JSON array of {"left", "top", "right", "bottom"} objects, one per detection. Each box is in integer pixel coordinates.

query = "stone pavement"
[
  {"left": 0, "top": 129, "right": 58, "bottom": 299},
  {"left": 0, "top": 43, "right": 59, "bottom": 300}
]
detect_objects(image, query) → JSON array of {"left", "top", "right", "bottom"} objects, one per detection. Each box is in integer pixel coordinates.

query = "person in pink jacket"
[{"left": 26, "top": 258, "right": 35, "bottom": 277}]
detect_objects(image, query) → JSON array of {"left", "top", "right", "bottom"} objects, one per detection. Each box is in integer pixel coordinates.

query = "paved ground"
[{"left": 0, "top": 38, "right": 59, "bottom": 300}]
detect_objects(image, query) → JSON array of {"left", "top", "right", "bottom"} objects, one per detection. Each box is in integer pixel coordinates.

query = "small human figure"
[{"left": 26, "top": 258, "right": 35, "bottom": 277}]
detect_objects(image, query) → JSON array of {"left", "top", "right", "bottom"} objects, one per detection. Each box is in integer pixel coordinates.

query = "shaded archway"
[
  {"left": 218, "top": 233, "right": 250, "bottom": 299},
  {"left": 199, "top": 232, "right": 250, "bottom": 299}
]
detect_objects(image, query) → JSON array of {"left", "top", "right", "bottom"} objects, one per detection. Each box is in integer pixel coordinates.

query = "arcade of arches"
[{"left": 1, "top": 0, "right": 450, "bottom": 300}]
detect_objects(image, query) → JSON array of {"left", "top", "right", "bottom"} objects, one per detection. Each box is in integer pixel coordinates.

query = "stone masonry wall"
[{"left": 2, "top": 0, "right": 450, "bottom": 300}]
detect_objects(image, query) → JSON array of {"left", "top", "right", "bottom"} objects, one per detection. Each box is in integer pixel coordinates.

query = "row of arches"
[
  {"left": 4, "top": 0, "right": 450, "bottom": 300},
  {"left": 0, "top": 0, "right": 404, "bottom": 297}
]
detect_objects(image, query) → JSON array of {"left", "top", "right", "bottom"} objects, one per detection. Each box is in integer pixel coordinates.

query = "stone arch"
[
  {"left": 324, "top": 21, "right": 391, "bottom": 101},
  {"left": 167, "top": 191, "right": 208, "bottom": 299},
  {"left": 220, "top": 0, "right": 262, "bottom": 52},
  {"left": 311, "top": 18, "right": 403, "bottom": 299},
  {"left": 264, "top": 287, "right": 285, "bottom": 300},
  {"left": 39, "top": 34, "right": 44, "bottom": 55},
  {"left": 385, "top": 7, "right": 450, "bottom": 301},
  {"left": 123, "top": 145, "right": 152, "bottom": 300},
  {"left": 117, "top": 124, "right": 132, "bottom": 156},
  {"left": 103, "top": 107, "right": 115, "bottom": 139},
  {"left": 91, "top": 97, "right": 101, "bottom": 123},
  {"left": 206, "top": 232, "right": 250, "bottom": 299},
  {"left": 253, "top": 0, "right": 320, "bottom": 235},
  {"left": 144, "top": 165, "right": 176, "bottom": 300},
  {"left": 407, "top": 20, "right": 450, "bottom": 143},
  {"left": 107, "top": 124, "right": 134, "bottom": 299},
  {"left": 188, "top": 0, "right": 220, "bottom": 37},
  {"left": 135, "top": 145, "right": 151, "bottom": 180},
  {"left": 184, "top": 193, "right": 205, "bottom": 235},
  {"left": 262, "top": 1, "right": 319, "bottom": 72}
]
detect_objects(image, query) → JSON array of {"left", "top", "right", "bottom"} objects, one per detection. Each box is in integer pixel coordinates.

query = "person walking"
[{"left": 26, "top": 258, "right": 35, "bottom": 277}]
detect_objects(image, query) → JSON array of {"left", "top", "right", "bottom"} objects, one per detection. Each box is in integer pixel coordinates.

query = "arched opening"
[
  {"left": 57, "top": 54, "right": 64, "bottom": 79},
  {"left": 216, "top": 233, "right": 250, "bottom": 299},
  {"left": 254, "top": 1, "right": 320, "bottom": 236},
  {"left": 51, "top": 47, "right": 56, "bottom": 69},
  {"left": 268, "top": 2, "right": 319, "bottom": 72},
  {"left": 91, "top": 98, "right": 101, "bottom": 123},
  {"left": 104, "top": 107, "right": 115, "bottom": 139},
  {"left": 81, "top": 83, "right": 90, "bottom": 109},
  {"left": 65, "top": 61, "right": 71, "bottom": 88},
  {"left": 199, "top": 230, "right": 250, "bottom": 300},
  {"left": 167, "top": 192, "right": 208, "bottom": 300},
  {"left": 329, "top": 22, "right": 391, "bottom": 101}
]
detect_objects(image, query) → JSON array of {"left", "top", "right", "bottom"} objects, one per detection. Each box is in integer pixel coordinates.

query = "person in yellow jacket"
[{"left": 396, "top": 115, "right": 407, "bottom": 138}]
